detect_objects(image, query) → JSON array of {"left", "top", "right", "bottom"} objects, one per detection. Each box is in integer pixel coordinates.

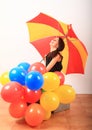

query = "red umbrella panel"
[{"left": 26, "top": 13, "right": 88, "bottom": 74}]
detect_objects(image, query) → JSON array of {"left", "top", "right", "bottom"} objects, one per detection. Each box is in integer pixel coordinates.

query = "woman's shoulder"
[{"left": 57, "top": 53, "right": 63, "bottom": 61}]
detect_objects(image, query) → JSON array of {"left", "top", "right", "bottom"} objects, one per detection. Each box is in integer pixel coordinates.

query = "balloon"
[
  {"left": 40, "top": 92, "right": 60, "bottom": 111},
  {"left": 18, "top": 62, "right": 30, "bottom": 72},
  {"left": 42, "top": 72, "right": 60, "bottom": 91},
  {"left": 25, "top": 71, "right": 44, "bottom": 90},
  {"left": 0, "top": 72, "right": 10, "bottom": 85},
  {"left": 28, "top": 62, "right": 47, "bottom": 74},
  {"left": 25, "top": 103, "right": 45, "bottom": 126},
  {"left": 44, "top": 111, "right": 51, "bottom": 120},
  {"left": 9, "top": 101, "right": 27, "bottom": 118},
  {"left": 9, "top": 67, "right": 27, "bottom": 85},
  {"left": 24, "top": 87, "right": 42, "bottom": 103},
  {"left": 1, "top": 81, "right": 25, "bottom": 103},
  {"left": 54, "top": 85, "right": 76, "bottom": 104},
  {"left": 55, "top": 71, "right": 65, "bottom": 85}
]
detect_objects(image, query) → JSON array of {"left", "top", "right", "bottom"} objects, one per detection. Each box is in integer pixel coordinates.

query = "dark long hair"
[{"left": 48, "top": 37, "right": 65, "bottom": 59}]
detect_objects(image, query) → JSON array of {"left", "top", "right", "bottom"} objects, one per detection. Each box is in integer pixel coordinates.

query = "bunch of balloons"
[{"left": 0, "top": 62, "right": 76, "bottom": 127}]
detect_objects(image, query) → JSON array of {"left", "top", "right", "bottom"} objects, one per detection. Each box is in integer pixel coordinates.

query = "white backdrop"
[{"left": 0, "top": 0, "right": 91, "bottom": 93}]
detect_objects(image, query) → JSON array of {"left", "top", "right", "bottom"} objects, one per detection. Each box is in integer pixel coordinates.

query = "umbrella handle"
[
  {"left": 40, "top": 58, "right": 44, "bottom": 63},
  {"left": 40, "top": 55, "right": 46, "bottom": 63}
]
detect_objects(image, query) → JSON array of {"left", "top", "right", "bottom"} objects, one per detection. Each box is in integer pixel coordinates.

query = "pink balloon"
[{"left": 25, "top": 103, "right": 45, "bottom": 126}]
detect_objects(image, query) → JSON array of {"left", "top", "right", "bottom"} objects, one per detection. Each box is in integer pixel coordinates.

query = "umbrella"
[{"left": 26, "top": 12, "right": 88, "bottom": 74}]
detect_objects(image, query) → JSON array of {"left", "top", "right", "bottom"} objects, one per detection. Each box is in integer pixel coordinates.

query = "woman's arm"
[{"left": 46, "top": 54, "right": 61, "bottom": 72}]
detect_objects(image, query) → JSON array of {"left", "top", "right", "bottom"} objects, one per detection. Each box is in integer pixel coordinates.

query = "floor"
[{"left": 0, "top": 94, "right": 92, "bottom": 130}]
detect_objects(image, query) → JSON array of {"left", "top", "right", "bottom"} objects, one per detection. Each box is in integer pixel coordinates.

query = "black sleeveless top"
[{"left": 46, "top": 53, "right": 63, "bottom": 72}]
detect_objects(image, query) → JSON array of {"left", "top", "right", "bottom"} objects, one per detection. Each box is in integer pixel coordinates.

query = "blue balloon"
[
  {"left": 9, "top": 67, "right": 27, "bottom": 85},
  {"left": 25, "top": 71, "right": 44, "bottom": 90},
  {"left": 18, "top": 62, "right": 30, "bottom": 72}
]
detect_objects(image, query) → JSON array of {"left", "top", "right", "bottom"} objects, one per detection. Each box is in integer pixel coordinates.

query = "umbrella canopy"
[{"left": 26, "top": 12, "right": 88, "bottom": 74}]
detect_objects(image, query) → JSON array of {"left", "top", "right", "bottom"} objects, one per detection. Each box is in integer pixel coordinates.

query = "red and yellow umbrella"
[{"left": 26, "top": 12, "right": 88, "bottom": 75}]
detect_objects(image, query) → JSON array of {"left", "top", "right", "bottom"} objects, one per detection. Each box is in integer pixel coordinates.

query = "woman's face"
[{"left": 50, "top": 37, "right": 59, "bottom": 49}]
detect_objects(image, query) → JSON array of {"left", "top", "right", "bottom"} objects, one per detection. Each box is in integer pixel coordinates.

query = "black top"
[{"left": 46, "top": 53, "right": 63, "bottom": 72}]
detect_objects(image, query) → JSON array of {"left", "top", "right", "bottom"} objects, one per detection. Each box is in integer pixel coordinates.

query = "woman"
[
  {"left": 46, "top": 37, "right": 65, "bottom": 72},
  {"left": 45, "top": 37, "right": 70, "bottom": 113}
]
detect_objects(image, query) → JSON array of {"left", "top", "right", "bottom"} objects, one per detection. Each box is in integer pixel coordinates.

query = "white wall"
[{"left": 0, "top": 0, "right": 92, "bottom": 93}]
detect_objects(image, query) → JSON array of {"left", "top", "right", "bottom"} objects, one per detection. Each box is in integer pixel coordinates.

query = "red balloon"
[
  {"left": 9, "top": 101, "right": 27, "bottom": 118},
  {"left": 25, "top": 103, "right": 45, "bottom": 126},
  {"left": 28, "top": 62, "right": 47, "bottom": 74},
  {"left": 24, "top": 87, "right": 42, "bottom": 103},
  {"left": 55, "top": 71, "right": 65, "bottom": 85},
  {"left": 1, "top": 81, "right": 25, "bottom": 103}
]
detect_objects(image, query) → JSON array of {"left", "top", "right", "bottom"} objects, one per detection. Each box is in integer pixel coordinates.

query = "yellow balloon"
[
  {"left": 54, "top": 85, "right": 76, "bottom": 104},
  {"left": 0, "top": 72, "right": 10, "bottom": 85},
  {"left": 42, "top": 72, "right": 60, "bottom": 91},
  {"left": 40, "top": 91, "right": 60, "bottom": 111},
  {"left": 44, "top": 111, "right": 51, "bottom": 120}
]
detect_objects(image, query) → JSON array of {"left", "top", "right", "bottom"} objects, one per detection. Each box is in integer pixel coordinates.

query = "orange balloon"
[
  {"left": 54, "top": 85, "right": 76, "bottom": 104},
  {"left": 25, "top": 103, "right": 45, "bottom": 126},
  {"left": 40, "top": 92, "right": 60, "bottom": 111},
  {"left": 9, "top": 101, "right": 27, "bottom": 118},
  {"left": 42, "top": 72, "right": 60, "bottom": 91}
]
